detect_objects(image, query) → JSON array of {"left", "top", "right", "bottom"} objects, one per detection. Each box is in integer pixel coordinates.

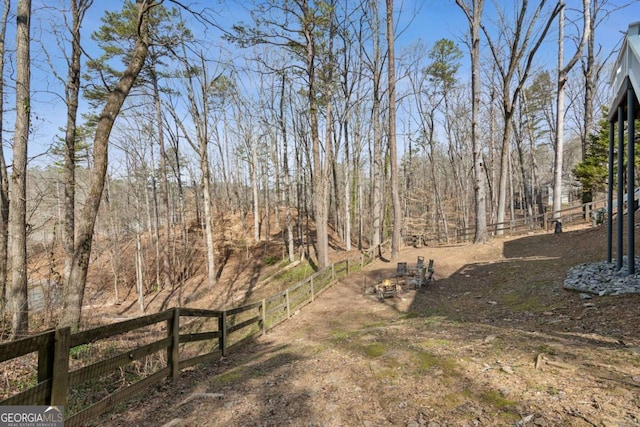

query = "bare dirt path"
[{"left": 97, "top": 225, "right": 640, "bottom": 427}]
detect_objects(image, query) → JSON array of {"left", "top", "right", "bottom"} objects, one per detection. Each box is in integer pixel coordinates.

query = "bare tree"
[
  {"left": 455, "top": 0, "right": 488, "bottom": 243},
  {"left": 304, "top": 0, "right": 331, "bottom": 269},
  {"left": 60, "top": 0, "right": 93, "bottom": 298},
  {"left": 336, "top": 9, "right": 356, "bottom": 252},
  {"left": 149, "top": 50, "right": 172, "bottom": 288},
  {"left": 0, "top": 0, "right": 10, "bottom": 320},
  {"left": 364, "top": 0, "right": 384, "bottom": 249},
  {"left": 60, "top": 0, "right": 155, "bottom": 330},
  {"left": 229, "top": 82, "right": 262, "bottom": 243},
  {"left": 319, "top": 0, "right": 337, "bottom": 268},
  {"left": 386, "top": 0, "right": 401, "bottom": 259},
  {"left": 417, "top": 39, "right": 464, "bottom": 243},
  {"left": 569, "top": 0, "right": 615, "bottom": 203},
  {"left": 179, "top": 52, "right": 219, "bottom": 288},
  {"left": 552, "top": 0, "right": 590, "bottom": 218},
  {"left": 279, "top": 72, "right": 295, "bottom": 262},
  {"left": 482, "top": 0, "right": 561, "bottom": 234},
  {"left": 447, "top": 87, "right": 474, "bottom": 231},
  {"left": 229, "top": 0, "right": 334, "bottom": 269},
  {"left": 9, "top": 0, "right": 30, "bottom": 338}
]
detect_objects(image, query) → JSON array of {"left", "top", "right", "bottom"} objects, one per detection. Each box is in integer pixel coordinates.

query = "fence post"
[
  {"left": 50, "top": 327, "right": 70, "bottom": 406},
  {"left": 167, "top": 308, "right": 180, "bottom": 379},
  {"left": 585, "top": 202, "right": 591, "bottom": 223},
  {"left": 346, "top": 259, "right": 350, "bottom": 275},
  {"left": 37, "top": 332, "right": 55, "bottom": 405},
  {"left": 285, "top": 289, "right": 291, "bottom": 318},
  {"left": 218, "top": 311, "right": 227, "bottom": 357},
  {"left": 310, "top": 277, "right": 315, "bottom": 302},
  {"left": 261, "top": 299, "right": 266, "bottom": 335}
]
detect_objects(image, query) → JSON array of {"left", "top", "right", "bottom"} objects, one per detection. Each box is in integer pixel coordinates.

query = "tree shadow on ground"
[
  {"left": 96, "top": 339, "right": 313, "bottom": 426},
  {"left": 405, "top": 225, "right": 640, "bottom": 342},
  {"left": 97, "top": 225, "right": 640, "bottom": 426}
]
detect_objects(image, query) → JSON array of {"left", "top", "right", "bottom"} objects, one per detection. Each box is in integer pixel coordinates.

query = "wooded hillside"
[{"left": 0, "top": 0, "right": 631, "bottom": 338}]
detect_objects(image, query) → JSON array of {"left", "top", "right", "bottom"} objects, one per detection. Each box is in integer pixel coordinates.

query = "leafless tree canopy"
[{"left": 0, "top": 0, "right": 630, "bottom": 333}]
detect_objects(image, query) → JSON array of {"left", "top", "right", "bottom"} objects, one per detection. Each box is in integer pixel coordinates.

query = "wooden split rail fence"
[
  {"left": 0, "top": 249, "right": 380, "bottom": 426},
  {"left": 405, "top": 200, "right": 607, "bottom": 246}
]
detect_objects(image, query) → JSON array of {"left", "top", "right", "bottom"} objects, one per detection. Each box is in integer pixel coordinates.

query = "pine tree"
[
  {"left": 573, "top": 111, "right": 610, "bottom": 201},
  {"left": 60, "top": 0, "right": 156, "bottom": 330}
]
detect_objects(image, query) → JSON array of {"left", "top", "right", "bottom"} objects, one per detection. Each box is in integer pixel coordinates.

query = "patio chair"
[
  {"left": 395, "top": 262, "right": 409, "bottom": 278},
  {"left": 424, "top": 259, "right": 435, "bottom": 285}
]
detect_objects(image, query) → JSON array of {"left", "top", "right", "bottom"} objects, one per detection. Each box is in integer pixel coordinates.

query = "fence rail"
[
  {"left": 405, "top": 200, "right": 607, "bottom": 246},
  {"left": 0, "top": 252, "right": 376, "bottom": 426},
  {"left": 5, "top": 205, "right": 581, "bottom": 424}
]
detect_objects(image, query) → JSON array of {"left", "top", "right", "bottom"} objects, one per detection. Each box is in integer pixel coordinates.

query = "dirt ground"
[{"left": 96, "top": 223, "right": 640, "bottom": 427}]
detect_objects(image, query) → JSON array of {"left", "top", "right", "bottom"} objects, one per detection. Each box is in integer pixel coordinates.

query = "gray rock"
[{"left": 564, "top": 257, "right": 640, "bottom": 296}]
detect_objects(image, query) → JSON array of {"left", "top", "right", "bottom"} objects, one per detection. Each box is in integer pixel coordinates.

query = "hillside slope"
[{"left": 96, "top": 223, "right": 640, "bottom": 426}]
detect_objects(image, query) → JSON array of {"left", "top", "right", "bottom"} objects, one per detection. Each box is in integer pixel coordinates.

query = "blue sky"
[
  {"left": 18, "top": 0, "right": 640, "bottom": 164},
  {"left": 412, "top": 0, "right": 638, "bottom": 67}
]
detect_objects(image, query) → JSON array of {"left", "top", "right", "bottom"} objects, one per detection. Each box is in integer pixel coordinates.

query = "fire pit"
[{"left": 376, "top": 278, "right": 398, "bottom": 299}]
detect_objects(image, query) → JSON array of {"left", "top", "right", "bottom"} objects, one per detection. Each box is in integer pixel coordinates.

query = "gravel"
[{"left": 564, "top": 255, "right": 640, "bottom": 296}]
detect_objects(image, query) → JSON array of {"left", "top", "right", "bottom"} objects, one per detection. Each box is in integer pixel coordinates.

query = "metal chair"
[
  {"left": 424, "top": 259, "right": 435, "bottom": 285},
  {"left": 395, "top": 262, "right": 409, "bottom": 277}
]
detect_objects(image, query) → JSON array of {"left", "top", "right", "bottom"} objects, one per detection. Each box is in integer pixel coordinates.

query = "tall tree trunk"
[
  {"left": 320, "top": 3, "right": 336, "bottom": 267},
  {"left": 553, "top": 0, "right": 590, "bottom": 218},
  {"left": 369, "top": 0, "right": 383, "bottom": 249},
  {"left": 331, "top": 145, "right": 341, "bottom": 242},
  {"left": 582, "top": 0, "right": 596, "bottom": 162},
  {"left": 337, "top": 26, "right": 354, "bottom": 251},
  {"left": 264, "top": 160, "right": 271, "bottom": 242},
  {"left": 456, "top": 0, "right": 488, "bottom": 243},
  {"left": 167, "top": 121, "right": 188, "bottom": 302},
  {"left": 199, "top": 117, "right": 216, "bottom": 288},
  {"left": 508, "top": 147, "right": 515, "bottom": 225},
  {"left": 62, "top": 0, "right": 91, "bottom": 296},
  {"left": 147, "top": 137, "right": 162, "bottom": 289},
  {"left": 343, "top": 118, "right": 352, "bottom": 252},
  {"left": 105, "top": 177, "right": 120, "bottom": 304},
  {"left": 483, "top": 1, "right": 561, "bottom": 234},
  {"left": 279, "top": 74, "right": 295, "bottom": 262},
  {"left": 214, "top": 116, "right": 231, "bottom": 210},
  {"left": 387, "top": 0, "right": 401, "bottom": 259},
  {"left": 445, "top": 96, "right": 467, "bottom": 234},
  {"left": 470, "top": 1, "right": 487, "bottom": 243},
  {"left": 514, "top": 120, "right": 533, "bottom": 220},
  {"left": 9, "top": 0, "right": 30, "bottom": 338},
  {"left": 135, "top": 231, "right": 145, "bottom": 314},
  {"left": 321, "top": 90, "right": 333, "bottom": 269},
  {"left": 269, "top": 128, "right": 280, "bottom": 233},
  {"left": 301, "top": 0, "right": 329, "bottom": 270},
  {"left": 496, "top": 113, "right": 513, "bottom": 234},
  {"left": 0, "top": 0, "right": 10, "bottom": 319},
  {"left": 60, "top": 0, "right": 152, "bottom": 330},
  {"left": 487, "top": 83, "right": 497, "bottom": 224},
  {"left": 251, "top": 140, "right": 260, "bottom": 242},
  {"left": 176, "top": 51, "right": 217, "bottom": 288},
  {"left": 150, "top": 56, "right": 171, "bottom": 288},
  {"left": 553, "top": 3, "right": 566, "bottom": 218}
]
